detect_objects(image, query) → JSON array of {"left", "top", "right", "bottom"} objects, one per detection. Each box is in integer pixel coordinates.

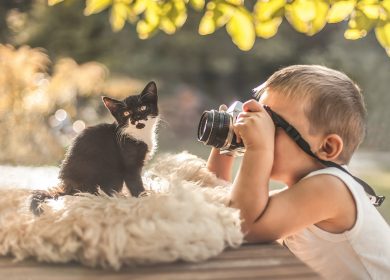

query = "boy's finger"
[
  {"left": 236, "top": 112, "right": 250, "bottom": 121},
  {"left": 233, "top": 125, "right": 242, "bottom": 143},
  {"left": 243, "top": 100, "right": 262, "bottom": 112},
  {"left": 234, "top": 112, "right": 246, "bottom": 123}
]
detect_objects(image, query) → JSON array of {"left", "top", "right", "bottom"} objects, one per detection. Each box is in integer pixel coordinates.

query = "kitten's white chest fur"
[{"left": 123, "top": 117, "right": 159, "bottom": 161}]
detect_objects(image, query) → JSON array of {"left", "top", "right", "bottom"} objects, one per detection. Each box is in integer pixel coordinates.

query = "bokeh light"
[
  {"left": 55, "top": 109, "right": 67, "bottom": 122},
  {"left": 73, "top": 120, "right": 86, "bottom": 133}
]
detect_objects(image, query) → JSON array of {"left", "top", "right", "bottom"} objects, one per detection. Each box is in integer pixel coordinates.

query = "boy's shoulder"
[
  {"left": 292, "top": 173, "right": 351, "bottom": 205},
  {"left": 295, "top": 171, "right": 355, "bottom": 205},
  {"left": 298, "top": 171, "right": 346, "bottom": 191},
  {"left": 294, "top": 172, "right": 357, "bottom": 232}
]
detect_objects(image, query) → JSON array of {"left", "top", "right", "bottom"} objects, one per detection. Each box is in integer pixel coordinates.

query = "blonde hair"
[{"left": 255, "top": 65, "right": 367, "bottom": 163}]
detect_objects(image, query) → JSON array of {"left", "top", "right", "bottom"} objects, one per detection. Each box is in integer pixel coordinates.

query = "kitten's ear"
[
  {"left": 141, "top": 81, "right": 157, "bottom": 101},
  {"left": 102, "top": 96, "right": 123, "bottom": 114}
]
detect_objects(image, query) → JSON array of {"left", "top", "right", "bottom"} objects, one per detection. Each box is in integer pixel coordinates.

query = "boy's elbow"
[
  {"left": 243, "top": 227, "right": 260, "bottom": 243},
  {"left": 241, "top": 221, "right": 280, "bottom": 243},
  {"left": 243, "top": 229, "right": 275, "bottom": 243}
]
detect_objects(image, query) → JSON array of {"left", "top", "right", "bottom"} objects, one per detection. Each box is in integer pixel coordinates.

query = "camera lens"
[{"left": 197, "top": 110, "right": 231, "bottom": 148}]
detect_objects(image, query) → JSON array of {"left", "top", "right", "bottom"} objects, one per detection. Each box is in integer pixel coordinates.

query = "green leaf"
[
  {"left": 126, "top": 6, "right": 138, "bottom": 23},
  {"left": 293, "top": 0, "right": 317, "bottom": 22},
  {"left": 199, "top": 1, "right": 236, "bottom": 35},
  {"left": 159, "top": 0, "right": 187, "bottom": 33},
  {"left": 144, "top": 1, "right": 160, "bottom": 27},
  {"left": 132, "top": 0, "right": 147, "bottom": 15},
  {"left": 254, "top": 0, "right": 286, "bottom": 22},
  {"left": 226, "top": 0, "right": 244, "bottom": 5},
  {"left": 84, "top": 0, "right": 112, "bottom": 16},
  {"left": 215, "top": 2, "right": 236, "bottom": 27},
  {"left": 311, "top": 0, "right": 329, "bottom": 33},
  {"left": 375, "top": 21, "right": 390, "bottom": 55},
  {"left": 255, "top": 17, "right": 283, "bottom": 38},
  {"left": 382, "top": 0, "right": 390, "bottom": 15},
  {"left": 48, "top": 0, "right": 65, "bottom": 6},
  {"left": 199, "top": 11, "right": 216, "bottom": 34},
  {"left": 51, "top": 0, "right": 390, "bottom": 54},
  {"left": 327, "top": 0, "right": 356, "bottom": 23},
  {"left": 136, "top": 20, "right": 159, "bottom": 39},
  {"left": 189, "top": 0, "right": 205, "bottom": 11},
  {"left": 285, "top": 0, "right": 329, "bottom": 35},
  {"left": 358, "top": 2, "right": 380, "bottom": 20},
  {"left": 160, "top": 17, "right": 177, "bottom": 34},
  {"left": 198, "top": 1, "right": 235, "bottom": 35},
  {"left": 109, "top": 2, "right": 129, "bottom": 31},
  {"left": 285, "top": 4, "right": 308, "bottom": 32},
  {"left": 168, "top": 0, "right": 187, "bottom": 27},
  {"left": 226, "top": 7, "right": 255, "bottom": 51},
  {"left": 345, "top": 9, "right": 376, "bottom": 39},
  {"left": 344, "top": 28, "right": 367, "bottom": 39}
]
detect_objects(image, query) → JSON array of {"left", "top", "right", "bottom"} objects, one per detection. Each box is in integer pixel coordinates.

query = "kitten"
[{"left": 31, "top": 81, "right": 159, "bottom": 215}]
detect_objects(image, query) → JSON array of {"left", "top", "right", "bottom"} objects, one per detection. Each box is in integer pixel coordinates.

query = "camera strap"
[{"left": 263, "top": 105, "right": 385, "bottom": 207}]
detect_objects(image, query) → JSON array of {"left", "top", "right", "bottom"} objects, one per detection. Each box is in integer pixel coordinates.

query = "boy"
[{"left": 206, "top": 65, "right": 390, "bottom": 279}]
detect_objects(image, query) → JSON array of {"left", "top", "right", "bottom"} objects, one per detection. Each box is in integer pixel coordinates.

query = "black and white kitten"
[{"left": 31, "top": 81, "right": 159, "bottom": 214}]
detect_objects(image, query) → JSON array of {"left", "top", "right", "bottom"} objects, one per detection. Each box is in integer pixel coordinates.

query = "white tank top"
[{"left": 282, "top": 167, "right": 390, "bottom": 280}]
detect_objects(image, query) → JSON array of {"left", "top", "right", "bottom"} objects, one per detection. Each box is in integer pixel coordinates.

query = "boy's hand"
[{"left": 233, "top": 100, "right": 275, "bottom": 152}]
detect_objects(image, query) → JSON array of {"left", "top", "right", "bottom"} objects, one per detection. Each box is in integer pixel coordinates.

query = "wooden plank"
[
  {"left": 216, "top": 244, "right": 293, "bottom": 260},
  {"left": 115, "top": 257, "right": 303, "bottom": 274},
  {"left": 0, "top": 256, "right": 305, "bottom": 272},
  {"left": 0, "top": 257, "right": 300, "bottom": 270},
  {"left": 1, "top": 264, "right": 319, "bottom": 280},
  {"left": 0, "top": 243, "right": 320, "bottom": 280},
  {"left": 0, "top": 247, "right": 298, "bottom": 272}
]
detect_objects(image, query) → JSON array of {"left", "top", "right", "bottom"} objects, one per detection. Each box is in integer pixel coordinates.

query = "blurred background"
[{"left": 0, "top": 0, "right": 389, "bottom": 221}]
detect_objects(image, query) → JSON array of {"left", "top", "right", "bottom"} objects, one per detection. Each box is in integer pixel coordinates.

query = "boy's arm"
[
  {"left": 228, "top": 100, "right": 276, "bottom": 232},
  {"left": 231, "top": 151, "right": 354, "bottom": 242},
  {"left": 228, "top": 100, "right": 354, "bottom": 242},
  {"left": 230, "top": 150, "right": 273, "bottom": 228},
  {"left": 206, "top": 148, "right": 235, "bottom": 181},
  {"left": 244, "top": 174, "right": 355, "bottom": 242}
]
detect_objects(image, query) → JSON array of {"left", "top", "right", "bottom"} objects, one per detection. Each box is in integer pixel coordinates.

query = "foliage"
[
  {"left": 49, "top": 0, "right": 390, "bottom": 55},
  {"left": 0, "top": 44, "right": 143, "bottom": 165},
  {"left": 301, "top": 27, "right": 390, "bottom": 151},
  {"left": 0, "top": 44, "right": 63, "bottom": 164},
  {"left": 1, "top": 1, "right": 389, "bottom": 162}
]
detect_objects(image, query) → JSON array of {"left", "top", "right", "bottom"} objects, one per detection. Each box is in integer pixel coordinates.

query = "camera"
[{"left": 197, "top": 101, "right": 245, "bottom": 155}]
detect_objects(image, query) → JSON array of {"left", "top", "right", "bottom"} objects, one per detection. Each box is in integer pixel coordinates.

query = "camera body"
[
  {"left": 225, "top": 101, "right": 243, "bottom": 119},
  {"left": 197, "top": 101, "right": 245, "bottom": 156}
]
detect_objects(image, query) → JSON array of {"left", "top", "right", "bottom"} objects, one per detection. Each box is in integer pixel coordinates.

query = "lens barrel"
[{"left": 197, "top": 110, "right": 231, "bottom": 148}]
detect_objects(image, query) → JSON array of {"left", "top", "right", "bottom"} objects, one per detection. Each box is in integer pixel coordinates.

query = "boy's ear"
[
  {"left": 102, "top": 96, "right": 123, "bottom": 114},
  {"left": 316, "top": 134, "right": 344, "bottom": 162}
]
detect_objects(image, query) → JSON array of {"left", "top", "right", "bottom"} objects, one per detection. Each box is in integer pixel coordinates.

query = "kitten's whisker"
[{"left": 156, "top": 117, "right": 170, "bottom": 128}]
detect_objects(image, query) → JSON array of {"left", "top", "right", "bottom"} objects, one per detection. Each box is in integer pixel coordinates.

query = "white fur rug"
[{"left": 0, "top": 152, "right": 243, "bottom": 270}]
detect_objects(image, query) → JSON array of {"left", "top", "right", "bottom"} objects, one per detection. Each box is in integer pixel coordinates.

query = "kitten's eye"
[
  {"left": 123, "top": 111, "right": 130, "bottom": 117},
  {"left": 140, "top": 106, "right": 147, "bottom": 111}
]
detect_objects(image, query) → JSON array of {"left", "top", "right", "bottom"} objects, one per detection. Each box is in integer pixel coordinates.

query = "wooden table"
[{"left": 0, "top": 243, "right": 320, "bottom": 280}]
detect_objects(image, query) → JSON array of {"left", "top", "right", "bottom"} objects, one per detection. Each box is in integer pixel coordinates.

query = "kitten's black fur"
[{"left": 31, "top": 81, "right": 159, "bottom": 215}]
